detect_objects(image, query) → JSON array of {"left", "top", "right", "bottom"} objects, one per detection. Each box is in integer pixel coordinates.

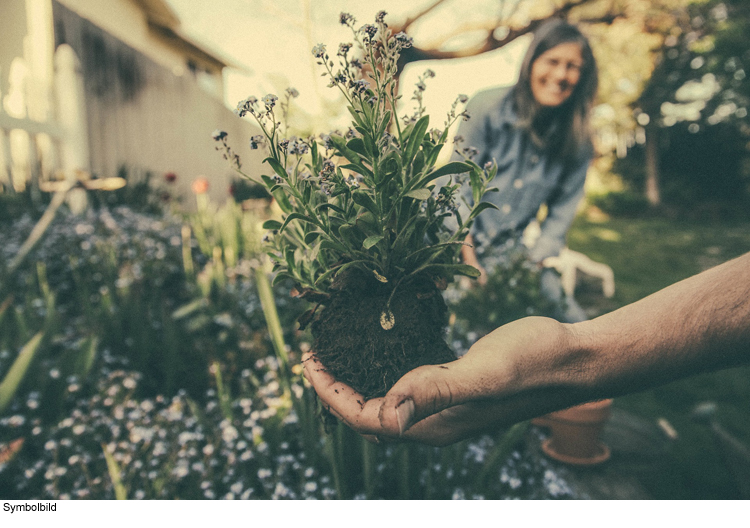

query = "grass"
[{"left": 567, "top": 211, "right": 750, "bottom": 499}]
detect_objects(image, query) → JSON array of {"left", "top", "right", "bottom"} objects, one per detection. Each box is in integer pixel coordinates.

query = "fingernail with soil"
[{"left": 395, "top": 399, "right": 415, "bottom": 435}]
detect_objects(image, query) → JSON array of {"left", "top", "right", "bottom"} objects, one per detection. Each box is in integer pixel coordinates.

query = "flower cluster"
[
  {"left": 217, "top": 12, "right": 495, "bottom": 300},
  {"left": 0, "top": 354, "right": 577, "bottom": 499},
  {"left": 0, "top": 207, "right": 193, "bottom": 319},
  {"left": 0, "top": 204, "right": 282, "bottom": 427},
  {"left": 1, "top": 366, "right": 336, "bottom": 499},
  {"left": 213, "top": 129, "right": 241, "bottom": 170}
]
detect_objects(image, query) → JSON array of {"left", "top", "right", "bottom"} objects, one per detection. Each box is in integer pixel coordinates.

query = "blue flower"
[
  {"left": 339, "top": 12, "right": 355, "bottom": 26},
  {"left": 394, "top": 32, "right": 413, "bottom": 48},
  {"left": 312, "top": 44, "right": 327, "bottom": 58},
  {"left": 361, "top": 24, "right": 377, "bottom": 39},
  {"left": 262, "top": 94, "right": 278, "bottom": 110},
  {"left": 249, "top": 135, "right": 264, "bottom": 150}
]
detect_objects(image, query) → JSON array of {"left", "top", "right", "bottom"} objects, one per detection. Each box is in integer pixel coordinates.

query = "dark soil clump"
[{"left": 311, "top": 270, "right": 456, "bottom": 400}]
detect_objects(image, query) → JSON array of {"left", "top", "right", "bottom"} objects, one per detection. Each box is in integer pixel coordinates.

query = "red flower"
[
  {"left": 164, "top": 172, "right": 177, "bottom": 183},
  {"left": 192, "top": 177, "right": 209, "bottom": 195}
]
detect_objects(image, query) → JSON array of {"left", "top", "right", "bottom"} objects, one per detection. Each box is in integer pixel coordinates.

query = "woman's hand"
[{"left": 461, "top": 235, "right": 487, "bottom": 286}]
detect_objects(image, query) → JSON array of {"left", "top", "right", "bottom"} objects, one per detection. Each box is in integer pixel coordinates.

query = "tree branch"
[
  {"left": 400, "top": 0, "right": 453, "bottom": 33},
  {"left": 396, "top": 0, "right": 620, "bottom": 71}
]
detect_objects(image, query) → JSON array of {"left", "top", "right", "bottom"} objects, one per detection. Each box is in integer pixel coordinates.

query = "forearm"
[
  {"left": 473, "top": 252, "right": 750, "bottom": 423},
  {"left": 566, "top": 252, "right": 750, "bottom": 398}
]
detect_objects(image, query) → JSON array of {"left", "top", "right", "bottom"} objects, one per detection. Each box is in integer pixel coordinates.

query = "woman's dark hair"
[{"left": 513, "top": 18, "right": 598, "bottom": 161}]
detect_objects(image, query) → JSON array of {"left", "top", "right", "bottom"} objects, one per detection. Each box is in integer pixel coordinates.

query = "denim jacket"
[{"left": 450, "top": 86, "right": 591, "bottom": 264}]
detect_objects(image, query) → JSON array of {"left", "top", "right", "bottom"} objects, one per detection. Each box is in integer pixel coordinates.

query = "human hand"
[{"left": 303, "top": 317, "right": 580, "bottom": 446}]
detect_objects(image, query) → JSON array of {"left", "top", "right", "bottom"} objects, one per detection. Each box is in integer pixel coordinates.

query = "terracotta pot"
[{"left": 532, "top": 399, "right": 613, "bottom": 465}]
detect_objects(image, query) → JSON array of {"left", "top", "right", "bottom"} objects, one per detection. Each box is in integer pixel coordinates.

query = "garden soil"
[{"left": 310, "top": 269, "right": 456, "bottom": 400}]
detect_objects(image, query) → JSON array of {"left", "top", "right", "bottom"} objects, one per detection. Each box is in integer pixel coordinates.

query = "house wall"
[
  {"left": 55, "top": 0, "right": 223, "bottom": 97},
  {"left": 52, "top": 1, "right": 264, "bottom": 207}
]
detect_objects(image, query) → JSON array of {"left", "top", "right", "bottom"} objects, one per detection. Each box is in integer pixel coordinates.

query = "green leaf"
[
  {"left": 376, "top": 110, "right": 392, "bottom": 138},
  {"left": 0, "top": 332, "right": 44, "bottom": 413},
  {"left": 338, "top": 224, "right": 360, "bottom": 247},
  {"left": 392, "top": 213, "right": 420, "bottom": 248},
  {"left": 476, "top": 421, "right": 530, "bottom": 488},
  {"left": 337, "top": 260, "right": 368, "bottom": 277},
  {"left": 419, "top": 263, "right": 482, "bottom": 278},
  {"left": 272, "top": 271, "right": 296, "bottom": 286},
  {"left": 347, "top": 138, "right": 368, "bottom": 156},
  {"left": 317, "top": 203, "right": 345, "bottom": 214},
  {"left": 425, "top": 143, "right": 444, "bottom": 167},
  {"left": 403, "top": 115, "right": 429, "bottom": 165},
  {"left": 351, "top": 191, "right": 379, "bottom": 215},
  {"left": 309, "top": 243, "right": 321, "bottom": 266},
  {"left": 262, "top": 220, "right": 283, "bottom": 230},
  {"left": 467, "top": 202, "right": 500, "bottom": 223},
  {"left": 404, "top": 241, "right": 467, "bottom": 262},
  {"left": 73, "top": 336, "right": 98, "bottom": 379},
  {"left": 330, "top": 135, "right": 364, "bottom": 168},
  {"left": 417, "top": 161, "right": 472, "bottom": 187},
  {"left": 304, "top": 231, "right": 322, "bottom": 244},
  {"left": 413, "top": 150, "right": 426, "bottom": 178},
  {"left": 261, "top": 175, "right": 275, "bottom": 188},
  {"left": 347, "top": 106, "right": 366, "bottom": 128},
  {"left": 102, "top": 443, "right": 128, "bottom": 500},
  {"left": 280, "top": 212, "right": 317, "bottom": 233},
  {"left": 0, "top": 296, "right": 12, "bottom": 328},
  {"left": 261, "top": 176, "right": 292, "bottom": 213},
  {"left": 363, "top": 235, "right": 384, "bottom": 249},
  {"left": 284, "top": 247, "right": 295, "bottom": 271},
  {"left": 172, "top": 298, "right": 208, "bottom": 319},
  {"left": 405, "top": 188, "right": 432, "bottom": 201},
  {"left": 303, "top": 184, "right": 312, "bottom": 204},
  {"left": 340, "top": 163, "right": 373, "bottom": 179},
  {"left": 311, "top": 140, "right": 319, "bottom": 165},
  {"left": 263, "top": 157, "right": 288, "bottom": 179},
  {"left": 331, "top": 185, "right": 351, "bottom": 199},
  {"left": 314, "top": 266, "right": 339, "bottom": 287},
  {"left": 375, "top": 153, "right": 401, "bottom": 191},
  {"left": 469, "top": 166, "right": 483, "bottom": 205},
  {"left": 320, "top": 239, "right": 349, "bottom": 253},
  {"left": 355, "top": 211, "right": 377, "bottom": 228}
]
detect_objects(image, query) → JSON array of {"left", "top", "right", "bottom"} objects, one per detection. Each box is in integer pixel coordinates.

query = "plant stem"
[
  {"left": 325, "top": 423, "right": 349, "bottom": 499},
  {"left": 211, "top": 361, "right": 233, "bottom": 421},
  {"left": 362, "top": 437, "right": 376, "bottom": 499},
  {"left": 475, "top": 421, "right": 530, "bottom": 490},
  {"left": 4, "top": 183, "right": 71, "bottom": 287},
  {"left": 398, "top": 445, "right": 410, "bottom": 499},
  {"left": 101, "top": 443, "right": 128, "bottom": 500},
  {"left": 254, "top": 259, "right": 291, "bottom": 392}
]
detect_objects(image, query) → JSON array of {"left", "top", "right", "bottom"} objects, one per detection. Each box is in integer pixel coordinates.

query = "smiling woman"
[
  {"left": 452, "top": 18, "right": 599, "bottom": 324},
  {"left": 530, "top": 42, "right": 583, "bottom": 107}
]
